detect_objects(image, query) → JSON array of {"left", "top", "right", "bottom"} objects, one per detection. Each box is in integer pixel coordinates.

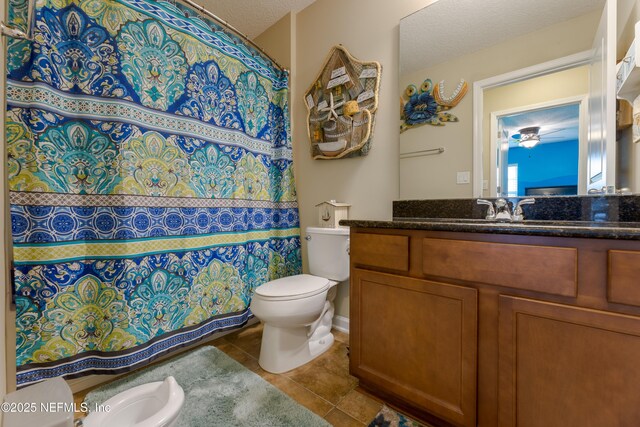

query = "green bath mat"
[{"left": 83, "top": 346, "right": 330, "bottom": 427}]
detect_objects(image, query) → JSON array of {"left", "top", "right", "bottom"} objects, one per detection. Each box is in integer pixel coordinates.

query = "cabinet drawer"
[
  {"left": 608, "top": 250, "right": 640, "bottom": 307},
  {"left": 351, "top": 233, "right": 409, "bottom": 271},
  {"left": 422, "top": 238, "right": 577, "bottom": 296}
]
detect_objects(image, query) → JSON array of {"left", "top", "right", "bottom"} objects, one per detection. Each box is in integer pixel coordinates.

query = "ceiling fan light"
[{"left": 520, "top": 134, "right": 539, "bottom": 148}]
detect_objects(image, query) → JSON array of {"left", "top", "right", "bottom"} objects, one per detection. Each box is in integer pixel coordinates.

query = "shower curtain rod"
[{"left": 176, "top": 0, "right": 289, "bottom": 73}]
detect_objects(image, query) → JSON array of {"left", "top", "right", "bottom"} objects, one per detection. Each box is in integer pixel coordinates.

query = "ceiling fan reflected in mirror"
[{"left": 510, "top": 126, "right": 567, "bottom": 148}]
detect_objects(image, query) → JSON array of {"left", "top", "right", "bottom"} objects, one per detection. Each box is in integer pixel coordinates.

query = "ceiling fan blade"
[{"left": 539, "top": 127, "right": 568, "bottom": 136}]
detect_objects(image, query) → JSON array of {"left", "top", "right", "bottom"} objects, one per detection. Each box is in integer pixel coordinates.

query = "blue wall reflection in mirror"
[{"left": 508, "top": 140, "right": 579, "bottom": 196}]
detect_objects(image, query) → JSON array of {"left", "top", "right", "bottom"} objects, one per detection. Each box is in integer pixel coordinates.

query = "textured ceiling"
[
  {"left": 400, "top": 0, "right": 606, "bottom": 75},
  {"left": 197, "top": 0, "right": 316, "bottom": 39}
]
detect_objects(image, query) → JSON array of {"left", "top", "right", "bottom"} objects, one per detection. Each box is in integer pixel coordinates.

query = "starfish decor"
[{"left": 319, "top": 92, "right": 345, "bottom": 121}]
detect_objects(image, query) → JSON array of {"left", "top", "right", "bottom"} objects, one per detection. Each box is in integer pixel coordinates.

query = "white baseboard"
[
  {"left": 67, "top": 317, "right": 259, "bottom": 393},
  {"left": 332, "top": 315, "right": 349, "bottom": 334}
]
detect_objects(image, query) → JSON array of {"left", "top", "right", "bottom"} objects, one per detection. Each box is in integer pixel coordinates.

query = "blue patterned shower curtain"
[{"left": 7, "top": 0, "right": 301, "bottom": 387}]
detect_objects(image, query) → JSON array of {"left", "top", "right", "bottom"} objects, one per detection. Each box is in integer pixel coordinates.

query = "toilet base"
[{"left": 258, "top": 323, "right": 334, "bottom": 373}]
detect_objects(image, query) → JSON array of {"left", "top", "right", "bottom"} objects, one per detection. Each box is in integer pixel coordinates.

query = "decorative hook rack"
[{"left": 305, "top": 45, "right": 382, "bottom": 160}]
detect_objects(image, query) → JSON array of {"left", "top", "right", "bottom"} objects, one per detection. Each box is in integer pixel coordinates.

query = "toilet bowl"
[
  {"left": 250, "top": 227, "right": 349, "bottom": 373},
  {"left": 83, "top": 376, "right": 185, "bottom": 427}
]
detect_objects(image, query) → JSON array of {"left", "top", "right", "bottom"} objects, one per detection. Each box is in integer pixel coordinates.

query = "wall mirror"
[{"left": 399, "top": 0, "right": 638, "bottom": 200}]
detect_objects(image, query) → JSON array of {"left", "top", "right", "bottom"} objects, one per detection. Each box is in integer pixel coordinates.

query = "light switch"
[
  {"left": 456, "top": 171, "right": 470, "bottom": 184},
  {"left": 483, "top": 180, "right": 489, "bottom": 190}
]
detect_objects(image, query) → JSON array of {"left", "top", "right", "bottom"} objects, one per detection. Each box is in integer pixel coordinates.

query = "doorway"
[{"left": 494, "top": 100, "right": 583, "bottom": 197}]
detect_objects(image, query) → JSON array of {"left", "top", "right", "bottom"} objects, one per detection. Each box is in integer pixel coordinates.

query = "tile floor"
[
  {"left": 214, "top": 323, "right": 384, "bottom": 426},
  {"left": 74, "top": 323, "right": 386, "bottom": 426}
]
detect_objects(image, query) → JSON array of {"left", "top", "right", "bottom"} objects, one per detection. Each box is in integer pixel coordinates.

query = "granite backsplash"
[{"left": 393, "top": 195, "right": 640, "bottom": 222}]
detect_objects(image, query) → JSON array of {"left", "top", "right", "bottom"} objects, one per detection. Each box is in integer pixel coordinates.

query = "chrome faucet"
[
  {"left": 494, "top": 198, "right": 512, "bottom": 220},
  {"left": 476, "top": 198, "right": 535, "bottom": 221},
  {"left": 476, "top": 199, "right": 496, "bottom": 219},
  {"left": 513, "top": 198, "right": 535, "bottom": 221}
]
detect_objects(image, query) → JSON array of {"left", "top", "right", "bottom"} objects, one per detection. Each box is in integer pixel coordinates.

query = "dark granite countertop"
[{"left": 339, "top": 218, "right": 640, "bottom": 240}]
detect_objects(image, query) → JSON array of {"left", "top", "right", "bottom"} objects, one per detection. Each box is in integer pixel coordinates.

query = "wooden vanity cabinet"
[{"left": 349, "top": 228, "right": 640, "bottom": 427}]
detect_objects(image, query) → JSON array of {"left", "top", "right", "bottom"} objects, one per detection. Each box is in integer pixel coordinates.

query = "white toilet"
[
  {"left": 83, "top": 376, "right": 185, "bottom": 427},
  {"left": 250, "top": 226, "right": 349, "bottom": 373}
]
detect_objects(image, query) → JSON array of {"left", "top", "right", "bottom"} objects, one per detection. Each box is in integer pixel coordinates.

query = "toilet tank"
[{"left": 306, "top": 226, "right": 350, "bottom": 281}]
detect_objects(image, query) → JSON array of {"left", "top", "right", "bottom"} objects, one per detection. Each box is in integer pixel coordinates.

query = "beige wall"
[
  {"left": 399, "top": 10, "right": 601, "bottom": 199},
  {"left": 259, "top": 0, "right": 434, "bottom": 318},
  {"left": 618, "top": 0, "right": 640, "bottom": 59},
  {"left": 254, "top": 12, "right": 293, "bottom": 69},
  {"left": 290, "top": 0, "right": 434, "bottom": 318}
]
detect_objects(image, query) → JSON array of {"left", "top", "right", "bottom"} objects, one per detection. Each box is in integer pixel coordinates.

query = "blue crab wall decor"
[{"left": 400, "top": 78, "right": 468, "bottom": 133}]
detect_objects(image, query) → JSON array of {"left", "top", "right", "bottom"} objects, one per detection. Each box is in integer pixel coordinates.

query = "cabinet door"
[
  {"left": 350, "top": 269, "right": 477, "bottom": 427},
  {"left": 499, "top": 296, "right": 640, "bottom": 427}
]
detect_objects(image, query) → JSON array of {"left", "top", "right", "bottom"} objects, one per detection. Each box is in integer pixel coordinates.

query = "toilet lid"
[{"left": 254, "top": 274, "right": 330, "bottom": 300}]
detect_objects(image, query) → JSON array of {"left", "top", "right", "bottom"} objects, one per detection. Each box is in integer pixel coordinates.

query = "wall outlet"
[
  {"left": 483, "top": 180, "right": 489, "bottom": 190},
  {"left": 456, "top": 171, "right": 470, "bottom": 184}
]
